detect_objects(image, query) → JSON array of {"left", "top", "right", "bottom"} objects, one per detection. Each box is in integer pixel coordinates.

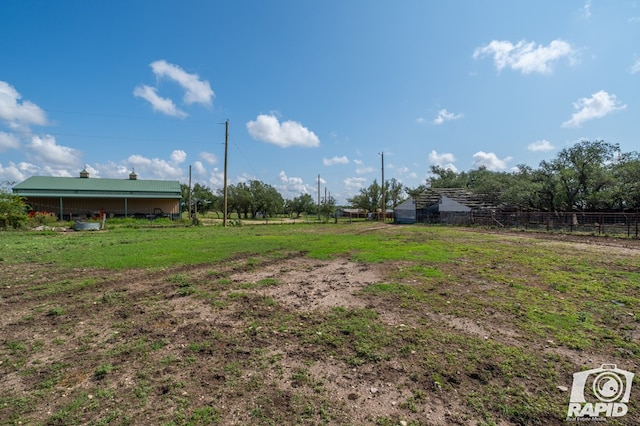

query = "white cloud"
[
  {"left": 352, "top": 159, "right": 375, "bottom": 175},
  {"left": 473, "top": 39, "right": 576, "bottom": 74},
  {"left": 193, "top": 161, "right": 207, "bottom": 175},
  {"left": 472, "top": 151, "right": 513, "bottom": 171},
  {"left": 278, "top": 171, "right": 310, "bottom": 197},
  {"left": 433, "top": 109, "right": 463, "bottom": 125},
  {"left": 206, "top": 168, "right": 224, "bottom": 188},
  {"left": 428, "top": 150, "right": 458, "bottom": 172},
  {"left": 89, "top": 161, "right": 129, "bottom": 179},
  {"left": 246, "top": 114, "right": 320, "bottom": 148},
  {"left": 562, "top": 90, "right": 626, "bottom": 128},
  {"left": 630, "top": 58, "right": 640, "bottom": 75},
  {"left": 0, "top": 161, "right": 31, "bottom": 183},
  {"left": 323, "top": 156, "right": 349, "bottom": 166},
  {"left": 26, "top": 135, "right": 81, "bottom": 168},
  {"left": 356, "top": 165, "right": 375, "bottom": 175},
  {"left": 0, "top": 81, "right": 47, "bottom": 129},
  {"left": 200, "top": 151, "right": 217, "bottom": 164},
  {"left": 133, "top": 85, "right": 187, "bottom": 118},
  {"left": 150, "top": 60, "right": 214, "bottom": 106},
  {"left": 0, "top": 132, "right": 20, "bottom": 151},
  {"left": 527, "top": 139, "right": 555, "bottom": 152},
  {"left": 416, "top": 117, "right": 426, "bottom": 124},
  {"left": 343, "top": 177, "right": 367, "bottom": 191},
  {"left": 170, "top": 149, "right": 187, "bottom": 163},
  {"left": 582, "top": 0, "right": 592, "bottom": 19},
  {"left": 127, "top": 154, "right": 183, "bottom": 180},
  {"left": 428, "top": 150, "right": 456, "bottom": 164}
]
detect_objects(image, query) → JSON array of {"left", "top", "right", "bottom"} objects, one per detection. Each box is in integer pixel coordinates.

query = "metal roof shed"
[{"left": 13, "top": 173, "right": 182, "bottom": 220}]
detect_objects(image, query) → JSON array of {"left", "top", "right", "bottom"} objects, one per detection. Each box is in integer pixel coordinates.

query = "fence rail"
[{"left": 427, "top": 210, "right": 640, "bottom": 238}]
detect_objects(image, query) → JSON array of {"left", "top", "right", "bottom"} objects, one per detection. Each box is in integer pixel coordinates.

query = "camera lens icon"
[
  {"left": 569, "top": 364, "right": 634, "bottom": 405},
  {"left": 593, "top": 371, "right": 625, "bottom": 403}
]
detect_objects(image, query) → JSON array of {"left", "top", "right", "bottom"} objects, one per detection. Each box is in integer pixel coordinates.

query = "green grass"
[
  {"left": 2, "top": 223, "right": 640, "bottom": 424},
  {"left": 0, "top": 223, "right": 459, "bottom": 268}
]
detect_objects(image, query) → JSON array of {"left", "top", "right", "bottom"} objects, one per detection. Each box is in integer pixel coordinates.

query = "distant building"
[
  {"left": 335, "top": 208, "right": 368, "bottom": 219},
  {"left": 395, "top": 188, "right": 497, "bottom": 224},
  {"left": 394, "top": 197, "right": 417, "bottom": 224},
  {"left": 12, "top": 169, "right": 181, "bottom": 220}
]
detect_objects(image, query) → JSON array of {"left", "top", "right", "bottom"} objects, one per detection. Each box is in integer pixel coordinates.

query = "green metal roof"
[{"left": 13, "top": 176, "right": 182, "bottom": 199}]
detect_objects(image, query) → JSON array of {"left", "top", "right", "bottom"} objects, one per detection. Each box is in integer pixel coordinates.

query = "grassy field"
[{"left": 1, "top": 222, "right": 639, "bottom": 425}]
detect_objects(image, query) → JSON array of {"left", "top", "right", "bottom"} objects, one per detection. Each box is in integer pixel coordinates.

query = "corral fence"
[{"left": 429, "top": 210, "right": 640, "bottom": 238}]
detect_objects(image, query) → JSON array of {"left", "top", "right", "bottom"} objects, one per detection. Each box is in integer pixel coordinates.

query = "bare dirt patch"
[{"left": 2, "top": 229, "right": 639, "bottom": 425}]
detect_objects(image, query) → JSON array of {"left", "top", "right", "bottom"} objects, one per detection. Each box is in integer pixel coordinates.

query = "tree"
[
  {"left": 0, "top": 190, "right": 29, "bottom": 229},
  {"left": 181, "top": 183, "right": 220, "bottom": 216},
  {"left": 610, "top": 151, "right": 640, "bottom": 209},
  {"left": 319, "top": 194, "right": 336, "bottom": 221},
  {"left": 286, "top": 193, "right": 315, "bottom": 218},
  {"left": 347, "top": 179, "right": 381, "bottom": 213},
  {"left": 500, "top": 165, "right": 544, "bottom": 210},
  {"left": 192, "top": 183, "right": 219, "bottom": 215},
  {"left": 465, "top": 167, "right": 510, "bottom": 205},
  {"left": 549, "top": 140, "right": 619, "bottom": 210},
  {"left": 427, "top": 165, "right": 467, "bottom": 188},
  {"left": 248, "top": 180, "right": 284, "bottom": 218},
  {"left": 386, "top": 178, "right": 405, "bottom": 209},
  {"left": 226, "top": 182, "right": 252, "bottom": 219},
  {"left": 406, "top": 184, "right": 428, "bottom": 199}
]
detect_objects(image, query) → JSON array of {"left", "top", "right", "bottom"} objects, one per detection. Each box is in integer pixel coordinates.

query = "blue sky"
[{"left": 1, "top": 1, "right": 639, "bottom": 203}]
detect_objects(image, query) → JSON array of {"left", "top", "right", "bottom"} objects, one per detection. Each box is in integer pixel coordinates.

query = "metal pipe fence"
[{"left": 428, "top": 210, "right": 640, "bottom": 238}]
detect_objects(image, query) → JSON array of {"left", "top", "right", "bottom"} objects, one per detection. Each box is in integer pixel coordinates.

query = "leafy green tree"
[
  {"left": 226, "top": 182, "right": 253, "bottom": 219},
  {"left": 386, "top": 178, "right": 405, "bottom": 209},
  {"left": 409, "top": 140, "right": 636, "bottom": 212},
  {"left": 549, "top": 140, "right": 619, "bottom": 210},
  {"left": 406, "top": 184, "right": 428, "bottom": 199},
  {"left": 347, "top": 179, "right": 381, "bottom": 213},
  {"left": 286, "top": 193, "right": 315, "bottom": 218},
  {"left": 610, "top": 151, "right": 640, "bottom": 209},
  {"left": 181, "top": 183, "right": 220, "bottom": 216},
  {"left": 191, "top": 183, "right": 219, "bottom": 215},
  {"left": 0, "top": 190, "right": 29, "bottom": 229},
  {"left": 248, "top": 180, "right": 284, "bottom": 218},
  {"left": 319, "top": 194, "right": 336, "bottom": 221},
  {"left": 465, "top": 167, "right": 511, "bottom": 205},
  {"left": 427, "top": 165, "right": 467, "bottom": 188},
  {"left": 500, "top": 165, "right": 544, "bottom": 210}
]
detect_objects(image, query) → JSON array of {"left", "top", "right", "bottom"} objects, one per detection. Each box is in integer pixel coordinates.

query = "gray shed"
[{"left": 394, "top": 197, "right": 416, "bottom": 224}]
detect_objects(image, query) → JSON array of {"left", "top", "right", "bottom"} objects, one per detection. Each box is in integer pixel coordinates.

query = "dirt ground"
[{"left": 1, "top": 229, "right": 639, "bottom": 425}]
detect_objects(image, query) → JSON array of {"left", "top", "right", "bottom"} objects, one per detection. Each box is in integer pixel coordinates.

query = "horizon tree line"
[{"left": 182, "top": 140, "right": 640, "bottom": 217}]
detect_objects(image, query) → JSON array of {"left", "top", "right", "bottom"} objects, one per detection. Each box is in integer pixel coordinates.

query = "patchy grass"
[{"left": 1, "top": 223, "right": 639, "bottom": 424}]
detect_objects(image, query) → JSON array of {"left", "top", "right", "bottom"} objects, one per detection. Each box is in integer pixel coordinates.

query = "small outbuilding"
[
  {"left": 13, "top": 170, "right": 182, "bottom": 220},
  {"left": 395, "top": 188, "right": 496, "bottom": 224},
  {"left": 335, "top": 208, "right": 368, "bottom": 219},
  {"left": 394, "top": 197, "right": 417, "bottom": 224}
]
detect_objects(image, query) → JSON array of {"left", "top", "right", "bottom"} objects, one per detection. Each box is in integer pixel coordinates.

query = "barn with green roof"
[{"left": 12, "top": 169, "right": 181, "bottom": 220}]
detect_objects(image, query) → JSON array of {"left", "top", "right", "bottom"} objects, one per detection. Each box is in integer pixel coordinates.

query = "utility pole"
[
  {"left": 380, "top": 152, "right": 385, "bottom": 222},
  {"left": 317, "top": 174, "right": 321, "bottom": 222},
  {"left": 188, "top": 165, "right": 193, "bottom": 223},
  {"left": 223, "top": 119, "right": 229, "bottom": 227}
]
